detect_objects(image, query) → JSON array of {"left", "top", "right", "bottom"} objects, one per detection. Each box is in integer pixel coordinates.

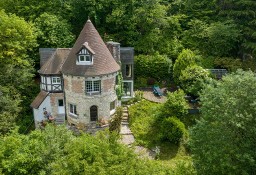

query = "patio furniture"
[{"left": 153, "top": 86, "right": 163, "bottom": 96}]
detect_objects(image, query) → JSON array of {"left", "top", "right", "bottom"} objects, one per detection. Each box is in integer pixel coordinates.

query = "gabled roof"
[
  {"left": 80, "top": 42, "right": 95, "bottom": 55},
  {"left": 62, "top": 20, "right": 120, "bottom": 76},
  {"left": 39, "top": 48, "right": 71, "bottom": 75},
  {"left": 30, "top": 91, "right": 49, "bottom": 109}
]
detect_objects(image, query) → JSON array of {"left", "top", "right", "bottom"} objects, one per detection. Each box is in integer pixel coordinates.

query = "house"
[{"left": 31, "top": 20, "right": 134, "bottom": 129}]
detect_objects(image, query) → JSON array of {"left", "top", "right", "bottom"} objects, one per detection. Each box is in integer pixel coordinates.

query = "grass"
[
  {"left": 128, "top": 99, "right": 197, "bottom": 174},
  {"left": 128, "top": 100, "right": 194, "bottom": 161}
]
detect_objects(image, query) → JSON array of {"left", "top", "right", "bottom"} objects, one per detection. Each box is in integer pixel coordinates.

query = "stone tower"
[{"left": 61, "top": 20, "right": 120, "bottom": 127}]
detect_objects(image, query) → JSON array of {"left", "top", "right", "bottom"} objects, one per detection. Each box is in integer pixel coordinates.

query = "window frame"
[
  {"left": 78, "top": 54, "right": 91, "bottom": 62},
  {"left": 52, "top": 77, "right": 61, "bottom": 84},
  {"left": 125, "top": 64, "right": 132, "bottom": 77},
  {"left": 69, "top": 103, "right": 77, "bottom": 116},
  {"left": 110, "top": 100, "right": 116, "bottom": 115},
  {"left": 86, "top": 80, "right": 101, "bottom": 94}
]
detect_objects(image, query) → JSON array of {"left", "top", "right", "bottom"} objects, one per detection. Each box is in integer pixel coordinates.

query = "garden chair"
[{"left": 153, "top": 86, "right": 163, "bottom": 96}]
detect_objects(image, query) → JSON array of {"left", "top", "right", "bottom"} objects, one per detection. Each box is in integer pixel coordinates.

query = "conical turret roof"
[{"left": 62, "top": 20, "right": 120, "bottom": 76}]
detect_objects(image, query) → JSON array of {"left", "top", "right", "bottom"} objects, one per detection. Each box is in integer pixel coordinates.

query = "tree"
[
  {"left": 161, "top": 89, "right": 189, "bottom": 119},
  {"left": 0, "top": 125, "right": 175, "bottom": 174},
  {"left": 0, "top": 0, "right": 72, "bottom": 21},
  {"left": 35, "top": 13, "right": 74, "bottom": 48},
  {"left": 218, "top": 0, "right": 256, "bottom": 57},
  {"left": 173, "top": 49, "right": 197, "bottom": 84},
  {"left": 0, "top": 10, "right": 37, "bottom": 134},
  {"left": 182, "top": 20, "right": 241, "bottom": 57},
  {"left": 189, "top": 70, "right": 256, "bottom": 174},
  {"left": 0, "top": 86, "right": 21, "bottom": 134},
  {"left": 179, "top": 65, "right": 209, "bottom": 96}
]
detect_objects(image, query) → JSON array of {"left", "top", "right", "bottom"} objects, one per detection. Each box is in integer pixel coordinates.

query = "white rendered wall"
[{"left": 33, "top": 95, "right": 52, "bottom": 127}]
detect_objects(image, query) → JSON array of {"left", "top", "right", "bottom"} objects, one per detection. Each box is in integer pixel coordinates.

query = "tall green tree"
[
  {"left": 218, "top": 0, "right": 256, "bottom": 57},
  {"left": 0, "top": 125, "right": 175, "bottom": 174},
  {"left": 34, "top": 13, "right": 74, "bottom": 48},
  {"left": 190, "top": 70, "right": 256, "bottom": 174},
  {"left": 0, "top": 10, "right": 37, "bottom": 134},
  {"left": 0, "top": 0, "right": 72, "bottom": 21},
  {"left": 173, "top": 49, "right": 198, "bottom": 84},
  {"left": 179, "top": 65, "right": 210, "bottom": 96},
  {"left": 182, "top": 20, "right": 241, "bottom": 57}
]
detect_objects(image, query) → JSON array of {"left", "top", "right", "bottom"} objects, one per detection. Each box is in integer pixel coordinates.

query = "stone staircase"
[
  {"left": 120, "top": 106, "right": 135, "bottom": 145},
  {"left": 55, "top": 114, "right": 65, "bottom": 125}
]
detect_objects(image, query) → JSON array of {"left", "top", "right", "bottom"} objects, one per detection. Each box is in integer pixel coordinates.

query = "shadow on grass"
[{"left": 158, "top": 142, "right": 179, "bottom": 160}]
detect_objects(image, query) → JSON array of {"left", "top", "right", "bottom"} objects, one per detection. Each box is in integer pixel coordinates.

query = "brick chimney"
[{"left": 106, "top": 41, "right": 120, "bottom": 63}]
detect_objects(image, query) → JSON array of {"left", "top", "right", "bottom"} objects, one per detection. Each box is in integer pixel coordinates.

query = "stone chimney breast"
[{"left": 106, "top": 41, "right": 120, "bottom": 63}]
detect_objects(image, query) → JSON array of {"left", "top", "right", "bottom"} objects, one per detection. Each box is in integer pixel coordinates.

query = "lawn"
[{"left": 128, "top": 100, "right": 195, "bottom": 172}]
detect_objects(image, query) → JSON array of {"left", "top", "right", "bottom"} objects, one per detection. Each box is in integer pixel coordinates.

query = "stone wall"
[{"left": 63, "top": 72, "right": 118, "bottom": 126}]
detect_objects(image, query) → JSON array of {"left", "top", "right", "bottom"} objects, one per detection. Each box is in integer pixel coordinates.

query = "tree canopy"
[
  {"left": 0, "top": 125, "right": 177, "bottom": 174},
  {"left": 0, "top": 10, "right": 37, "bottom": 135},
  {"left": 190, "top": 70, "right": 256, "bottom": 174}
]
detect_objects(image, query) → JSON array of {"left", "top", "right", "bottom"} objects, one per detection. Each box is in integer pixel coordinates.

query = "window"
[
  {"left": 58, "top": 99, "right": 64, "bottom": 106},
  {"left": 69, "top": 104, "right": 77, "bottom": 115},
  {"left": 86, "top": 80, "right": 101, "bottom": 93},
  {"left": 125, "top": 64, "right": 132, "bottom": 77},
  {"left": 52, "top": 77, "right": 61, "bottom": 84},
  {"left": 110, "top": 100, "right": 116, "bottom": 115},
  {"left": 123, "top": 82, "right": 132, "bottom": 96},
  {"left": 79, "top": 55, "right": 91, "bottom": 62},
  {"left": 110, "top": 100, "right": 116, "bottom": 111}
]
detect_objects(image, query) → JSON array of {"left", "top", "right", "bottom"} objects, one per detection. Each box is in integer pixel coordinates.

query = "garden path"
[
  {"left": 120, "top": 106, "right": 135, "bottom": 145},
  {"left": 120, "top": 105, "right": 156, "bottom": 159}
]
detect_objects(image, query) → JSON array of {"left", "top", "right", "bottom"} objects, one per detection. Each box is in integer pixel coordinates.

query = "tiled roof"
[
  {"left": 62, "top": 20, "right": 120, "bottom": 76},
  {"left": 30, "top": 91, "right": 49, "bottom": 109},
  {"left": 39, "top": 48, "right": 71, "bottom": 75},
  {"left": 39, "top": 48, "right": 56, "bottom": 68}
]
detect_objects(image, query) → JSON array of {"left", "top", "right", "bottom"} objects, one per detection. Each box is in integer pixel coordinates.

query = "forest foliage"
[{"left": 0, "top": 1, "right": 256, "bottom": 174}]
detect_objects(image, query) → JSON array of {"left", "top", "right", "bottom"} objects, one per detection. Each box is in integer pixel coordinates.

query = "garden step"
[
  {"left": 122, "top": 116, "right": 128, "bottom": 120},
  {"left": 123, "top": 108, "right": 128, "bottom": 112},
  {"left": 123, "top": 113, "right": 128, "bottom": 117},
  {"left": 121, "top": 121, "right": 129, "bottom": 125},
  {"left": 120, "top": 132, "right": 133, "bottom": 135}
]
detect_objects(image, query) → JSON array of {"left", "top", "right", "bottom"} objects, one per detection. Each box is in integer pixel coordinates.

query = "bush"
[
  {"left": 134, "top": 77, "right": 147, "bottom": 89},
  {"left": 179, "top": 65, "right": 210, "bottom": 96},
  {"left": 214, "top": 57, "right": 242, "bottom": 71},
  {"left": 161, "top": 89, "right": 189, "bottom": 119},
  {"left": 135, "top": 54, "right": 172, "bottom": 83},
  {"left": 134, "top": 90, "right": 144, "bottom": 102},
  {"left": 109, "top": 107, "right": 123, "bottom": 133},
  {"left": 160, "top": 117, "right": 187, "bottom": 144},
  {"left": 173, "top": 49, "right": 197, "bottom": 84}
]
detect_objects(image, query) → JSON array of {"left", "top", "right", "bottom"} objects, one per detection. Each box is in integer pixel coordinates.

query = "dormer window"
[
  {"left": 79, "top": 54, "right": 92, "bottom": 62},
  {"left": 76, "top": 42, "right": 95, "bottom": 65}
]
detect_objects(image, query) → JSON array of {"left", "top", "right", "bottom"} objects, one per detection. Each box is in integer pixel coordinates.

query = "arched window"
[{"left": 90, "top": 105, "right": 98, "bottom": 121}]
